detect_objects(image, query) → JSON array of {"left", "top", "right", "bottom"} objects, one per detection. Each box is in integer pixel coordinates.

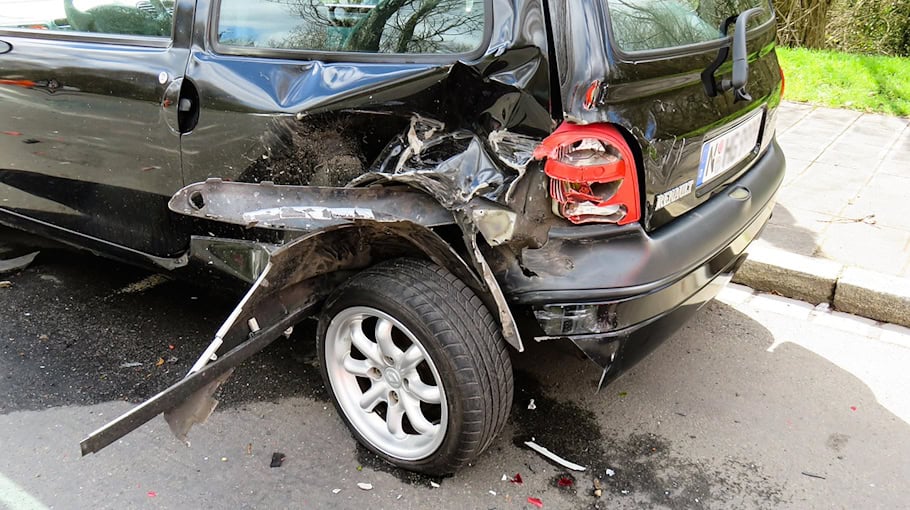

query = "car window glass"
[
  {"left": 0, "top": 0, "right": 174, "bottom": 37},
  {"left": 606, "top": 0, "right": 773, "bottom": 52},
  {"left": 217, "top": 0, "right": 486, "bottom": 55}
]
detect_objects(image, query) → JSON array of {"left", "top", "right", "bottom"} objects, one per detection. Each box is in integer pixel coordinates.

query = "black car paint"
[{"left": 1, "top": 0, "right": 784, "bottom": 452}]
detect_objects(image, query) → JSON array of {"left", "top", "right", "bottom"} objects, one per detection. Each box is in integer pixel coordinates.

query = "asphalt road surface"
[{"left": 1, "top": 248, "right": 909, "bottom": 509}]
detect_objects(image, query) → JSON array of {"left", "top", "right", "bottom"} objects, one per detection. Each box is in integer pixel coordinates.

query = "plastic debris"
[
  {"left": 618, "top": 391, "right": 628, "bottom": 398},
  {"left": 167, "top": 356, "right": 178, "bottom": 364},
  {"left": 356, "top": 465, "right": 363, "bottom": 471},
  {"left": 155, "top": 358, "right": 165, "bottom": 367},
  {"left": 220, "top": 457, "right": 228, "bottom": 462},
  {"left": 332, "top": 489, "right": 341, "bottom": 494},
  {"left": 527, "top": 497, "right": 543, "bottom": 508},
  {"left": 147, "top": 491, "right": 157, "bottom": 498},
  {"left": 0, "top": 251, "right": 39, "bottom": 274},
  {"left": 557, "top": 477, "right": 573, "bottom": 488},
  {"left": 270, "top": 452, "right": 285, "bottom": 467},
  {"left": 605, "top": 468, "right": 615, "bottom": 477},
  {"left": 488, "top": 490, "right": 497, "bottom": 496},
  {"left": 119, "top": 362, "right": 143, "bottom": 368},
  {"left": 523, "top": 441, "right": 586, "bottom": 472},
  {"left": 357, "top": 483, "right": 373, "bottom": 491},
  {"left": 510, "top": 473, "right": 523, "bottom": 484},
  {"left": 168, "top": 344, "right": 176, "bottom": 350},
  {"left": 850, "top": 406, "right": 857, "bottom": 411},
  {"left": 0, "top": 281, "right": 11, "bottom": 289},
  {"left": 527, "top": 399, "right": 537, "bottom": 410},
  {"left": 501, "top": 474, "right": 509, "bottom": 481},
  {"left": 430, "top": 481, "right": 440, "bottom": 488}
]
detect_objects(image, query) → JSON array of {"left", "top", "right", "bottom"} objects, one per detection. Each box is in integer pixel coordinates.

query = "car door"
[{"left": 0, "top": 0, "right": 194, "bottom": 257}]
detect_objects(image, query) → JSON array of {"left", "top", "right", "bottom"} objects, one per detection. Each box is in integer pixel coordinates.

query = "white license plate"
[{"left": 697, "top": 110, "right": 764, "bottom": 187}]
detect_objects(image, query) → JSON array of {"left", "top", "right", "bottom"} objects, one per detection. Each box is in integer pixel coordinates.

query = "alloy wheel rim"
[{"left": 325, "top": 306, "right": 448, "bottom": 460}]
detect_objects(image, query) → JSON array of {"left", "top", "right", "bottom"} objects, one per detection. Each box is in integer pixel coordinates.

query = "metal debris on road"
[
  {"left": 0, "top": 251, "right": 39, "bottom": 274},
  {"left": 357, "top": 482, "right": 373, "bottom": 491},
  {"left": 270, "top": 452, "right": 285, "bottom": 467},
  {"left": 801, "top": 471, "right": 827, "bottom": 480},
  {"left": 523, "top": 440, "right": 586, "bottom": 472}
]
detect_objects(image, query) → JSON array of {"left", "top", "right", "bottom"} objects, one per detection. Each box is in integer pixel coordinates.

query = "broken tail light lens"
[{"left": 533, "top": 123, "right": 641, "bottom": 225}]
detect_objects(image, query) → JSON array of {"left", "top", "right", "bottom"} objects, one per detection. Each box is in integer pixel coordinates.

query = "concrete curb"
[{"left": 733, "top": 240, "right": 910, "bottom": 328}]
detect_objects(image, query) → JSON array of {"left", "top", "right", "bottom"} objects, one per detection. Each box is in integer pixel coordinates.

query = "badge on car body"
[{"left": 655, "top": 179, "right": 694, "bottom": 210}]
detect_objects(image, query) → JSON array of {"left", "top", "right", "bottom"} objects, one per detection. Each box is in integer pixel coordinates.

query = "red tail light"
[
  {"left": 779, "top": 67, "right": 785, "bottom": 98},
  {"left": 533, "top": 123, "right": 641, "bottom": 225}
]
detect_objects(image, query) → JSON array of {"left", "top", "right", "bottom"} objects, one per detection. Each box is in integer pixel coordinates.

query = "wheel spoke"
[
  {"left": 407, "top": 378, "right": 441, "bottom": 404},
  {"left": 350, "top": 320, "right": 383, "bottom": 366},
  {"left": 400, "top": 392, "right": 437, "bottom": 434},
  {"left": 386, "top": 401, "right": 407, "bottom": 440},
  {"left": 399, "top": 344, "right": 424, "bottom": 372},
  {"left": 374, "top": 317, "right": 401, "bottom": 362},
  {"left": 342, "top": 355, "right": 373, "bottom": 377},
  {"left": 359, "top": 380, "right": 388, "bottom": 411}
]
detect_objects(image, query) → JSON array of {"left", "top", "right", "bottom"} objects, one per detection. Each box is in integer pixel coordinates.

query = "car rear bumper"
[{"left": 500, "top": 139, "right": 785, "bottom": 375}]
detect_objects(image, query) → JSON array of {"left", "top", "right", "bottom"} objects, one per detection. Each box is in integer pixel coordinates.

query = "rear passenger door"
[{"left": 0, "top": 0, "right": 193, "bottom": 257}]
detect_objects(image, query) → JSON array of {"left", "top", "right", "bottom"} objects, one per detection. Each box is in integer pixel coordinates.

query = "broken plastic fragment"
[
  {"left": 850, "top": 406, "right": 857, "bottom": 411},
  {"left": 357, "top": 483, "right": 373, "bottom": 491},
  {"left": 270, "top": 452, "right": 285, "bottom": 468},
  {"left": 155, "top": 358, "right": 165, "bottom": 367},
  {"left": 527, "top": 399, "right": 536, "bottom": 410},
  {"left": 557, "top": 477, "right": 573, "bottom": 488},
  {"left": 510, "top": 473, "right": 523, "bottom": 484},
  {"left": 527, "top": 497, "right": 543, "bottom": 508},
  {"left": 501, "top": 474, "right": 508, "bottom": 481},
  {"left": 0, "top": 251, "right": 39, "bottom": 274},
  {"left": 605, "top": 468, "right": 615, "bottom": 477},
  {"left": 488, "top": 490, "right": 497, "bottom": 496},
  {"left": 0, "top": 281, "right": 11, "bottom": 288},
  {"left": 119, "top": 362, "right": 143, "bottom": 368},
  {"left": 332, "top": 488, "right": 341, "bottom": 494},
  {"left": 523, "top": 441, "right": 586, "bottom": 472},
  {"left": 430, "top": 481, "right": 440, "bottom": 488},
  {"left": 147, "top": 491, "right": 157, "bottom": 498}
]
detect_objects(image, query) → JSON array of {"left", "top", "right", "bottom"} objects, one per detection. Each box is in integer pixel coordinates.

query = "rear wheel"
[{"left": 317, "top": 258, "right": 513, "bottom": 475}]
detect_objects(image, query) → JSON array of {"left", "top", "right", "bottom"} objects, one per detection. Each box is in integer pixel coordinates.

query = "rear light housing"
[
  {"left": 779, "top": 67, "right": 785, "bottom": 98},
  {"left": 533, "top": 123, "right": 641, "bottom": 225}
]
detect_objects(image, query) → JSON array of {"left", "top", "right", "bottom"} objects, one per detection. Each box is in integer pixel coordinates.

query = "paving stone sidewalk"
[{"left": 735, "top": 102, "right": 910, "bottom": 327}]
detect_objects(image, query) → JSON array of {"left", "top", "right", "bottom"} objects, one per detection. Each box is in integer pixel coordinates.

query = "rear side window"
[
  {"left": 0, "top": 0, "right": 173, "bottom": 37},
  {"left": 605, "top": 0, "right": 773, "bottom": 52},
  {"left": 216, "top": 0, "right": 486, "bottom": 55}
]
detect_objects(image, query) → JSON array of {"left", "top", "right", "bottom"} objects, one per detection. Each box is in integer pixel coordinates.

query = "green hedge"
[{"left": 826, "top": 0, "right": 910, "bottom": 56}]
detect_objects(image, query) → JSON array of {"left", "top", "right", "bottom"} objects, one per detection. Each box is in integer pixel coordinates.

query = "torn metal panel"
[{"left": 168, "top": 179, "right": 455, "bottom": 232}]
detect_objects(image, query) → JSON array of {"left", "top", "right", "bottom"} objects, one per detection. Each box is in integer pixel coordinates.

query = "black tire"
[{"left": 317, "top": 258, "right": 513, "bottom": 475}]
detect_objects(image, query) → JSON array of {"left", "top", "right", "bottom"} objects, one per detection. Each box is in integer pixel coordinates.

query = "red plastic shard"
[
  {"left": 850, "top": 406, "right": 857, "bottom": 411},
  {"left": 147, "top": 491, "right": 157, "bottom": 498},
  {"left": 557, "top": 477, "right": 573, "bottom": 488},
  {"left": 527, "top": 497, "right": 543, "bottom": 508},
  {"left": 511, "top": 473, "right": 523, "bottom": 484}
]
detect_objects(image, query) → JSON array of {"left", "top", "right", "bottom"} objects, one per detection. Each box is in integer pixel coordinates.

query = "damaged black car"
[{"left": 0, "top": 0, "right": 785, "bottom": 474}]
